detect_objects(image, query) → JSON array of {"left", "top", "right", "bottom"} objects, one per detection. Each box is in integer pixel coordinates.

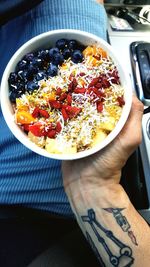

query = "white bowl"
[{"left": 1, "top": 29, "right": 132, "bottom": 160}]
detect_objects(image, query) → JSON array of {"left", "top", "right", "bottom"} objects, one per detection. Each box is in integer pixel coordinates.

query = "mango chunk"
[{"left": 16, "top": 111, "right": 36, "bottom": 124}]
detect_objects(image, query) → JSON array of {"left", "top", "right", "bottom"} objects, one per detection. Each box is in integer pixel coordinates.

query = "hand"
[{"left": 62, "top": 95, "right": 144, "bottom": 192}]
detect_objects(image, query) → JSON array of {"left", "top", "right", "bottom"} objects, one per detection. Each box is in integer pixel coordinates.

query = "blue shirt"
[{"left": 0, "top": 0, "right": 107, "bottom": 217}]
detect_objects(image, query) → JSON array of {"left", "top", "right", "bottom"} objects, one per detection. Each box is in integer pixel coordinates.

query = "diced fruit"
[
  {"left": 39, "top": 109, "right": 49, "bottom": 118},
  {"left": 29, "top": 123, "right": 45, "bottom": 137},
  {"left": 92, "top": 129, "right": 107, "bottom": 146},
  {"left": 86, "top": 56, "right": 98, "bottom": 66},
  {"left": 28, "top": 131, "right": 45, "bottom": 147},
  {"left": 67, "top": 94, "right": 72, "bottom": 105},
  {"left": 97, "top": 102, "right": 103, "bottom": 113},
  {"left": 83, "top": 46, "right": 96, "bottom": 57},
  {"left": 98, "top": 117, "right": 116, "bottom": 132},
  {"left": 16, "top": 111, "right": 36, "bottom": 124},
  {"left": 74, "top": 87, "right": 86, "bottom": 94},
  {"left": 49, "top": 100, "right": 62, "bottom": 109},
  {"left": 16, "top": 98, "right": 29, "bottom": 111},
  {"left": 59, "top": 93, "right": 67, "bottom": 101},
  {"left": 65, "top": 106, "right": 82, "bottom": 119},
  {"left": 56, "top": 122, "right": 62, "bottom": 133},
  {"left": 61, "top": 108, "right": 69, "bottom": 121},
  {"left": 98, "top": 48, "right": 107, "bottom": 59},
  {"left": 117, "top": 96, "right": 125, "bottom": 107}
]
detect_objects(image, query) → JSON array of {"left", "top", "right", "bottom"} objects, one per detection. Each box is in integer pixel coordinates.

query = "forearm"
[{"left": 66, "top": 183, "right": 150, "bottom": 266}]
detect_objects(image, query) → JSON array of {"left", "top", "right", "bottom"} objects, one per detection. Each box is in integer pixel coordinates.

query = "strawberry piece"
[
  {"left": 47, "top": 129, "right": 56, "bottom": 138},
  {"left": 39, "top": 109, "right": 50, "bottom": 118},
  {"left": 67, "top": 94, "right": 72, "bottom": 105},
  {"left": 49, "top": 100, "right": 62, "bottom": 109},
  {"left": 97, "top": 102, "right": 103, "bottom": 113},
  {"left": 117, "top": 96, "right": 125, "bottom": 107},
  {"left": 32, "top": 107, "right": 40, "bottom": 118},
  {"left": 56, "top": 122, "right": 62, "bottom": 133},
  {"left": 61, "top": 108, "right": 69, "bottom": 121},
  {"left": 74, "top": 87, "right": 86, "bottom": 94},
  {"left": 29, "top": 123, "right": 45, "bottom": 137}
]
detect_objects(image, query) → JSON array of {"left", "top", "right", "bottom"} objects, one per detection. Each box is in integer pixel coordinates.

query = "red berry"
[
  {"left": 56, "top": 87, "right": 62, "bottom": 95},
  {"left": 67, "top": 94, "right": 72, "bottom": 105},
  {"left": 39, "top": 109, "right": 49, "bottom": 118},
  {"left": 88, "top": 77, "right": 99, "bottom": 88},
  {"left": 74, "top": 87, "right": 86, "bottom": 94},
  {"left": 59, "top": 93, "right": 67, "bottom": 101},
  {"left": 23, "top": 124, "right": 30, "bottom": 132},
  {"left": 56, "top": 122, "right": 62, "bottom": 133},
  {"left": 66, "top": 106, "right": 81, "bottom": 118},
  {"left": 47, "top": 129, "right": 56, "bottom": 138},
  {"left": 97, "top": 102, "right": 103, "bottom": 112},
  {"left": 61, "top": 108, "right": 69, "bottom": 121},
  {"left": 32, "top": 107, "right": 40, "bottom": 118},
  {"left": 117, "top": 96, "right": 125, "bottom": 107},
  {"left": 49, "top": 100, "right": 62, "bottom": 109}
]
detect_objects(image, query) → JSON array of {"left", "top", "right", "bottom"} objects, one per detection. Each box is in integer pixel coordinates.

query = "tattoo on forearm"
[
  {"left": 81, "top": 209, "right": 134, "bottom": 267},
  {"left": 86, "top": 231, "right": 106, "bottom": 267},
  {"left": 103, "top": 208, "right": 138, "bottom": 246}
]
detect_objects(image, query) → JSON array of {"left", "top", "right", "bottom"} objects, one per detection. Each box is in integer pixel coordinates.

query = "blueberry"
[
  {"left": 71, "top": 50, "right": 83, "bottom": 63},
  {"left": 8, "top": 72, "right": 18, "bottom": 84},
  {"left": 68, "top": 40, "right": 78, "bottom": 50},
  {"left": 62, "top": 48, "right": 71, "bottom": 59},
  {"left": 9, "top": 84, "right": 18, "bottom": 93},
  {"left": 26, "top": 81, "right": 39, "bottom": 91},
  {"left": 32, "top": 57, "right": 43, "bottom": 68},
  {"left": 16, "top": 60, "right": 28, "bottom": 71},
  {"left": 49, "top": 47, "right": 59, "bottom": 60},
  {"left": 18, "top": 70, "right": 31, "bottom": 82},
  {"left": 23, "top": 53, "right": 35, "bottom": 62},
  {"left": 47, "top": 64, "right": 58, "bottom": 77},
  {"left": 28, "top": 63, "right": 39, "bottom": 74},
  {"left": 37, "top": 49, "right": 50, "bottom": 61},
  {"left": 9, "top": 91, "right": 22, "bottom": 102},
  {"left": 55, "top": 39, "right": 68, "bottom": 50},
  {"left": 78, "top": 44, "right": 86, "bottom": 52},
  {"left": 35, "top": 71, "right": 47, "bottom": 81},
  {"left": 52, "top": 53, "right": 64, "bottom": 66}
]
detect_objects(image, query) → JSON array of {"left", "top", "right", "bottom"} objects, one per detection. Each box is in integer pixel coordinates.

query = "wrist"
[{"left": 65, "top": 182, "right": 130, "bottom": 211}]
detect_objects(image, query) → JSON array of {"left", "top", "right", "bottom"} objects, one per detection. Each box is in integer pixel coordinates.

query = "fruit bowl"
[{"left": 1, "top": 29, "right": 132, "bottom": 160}]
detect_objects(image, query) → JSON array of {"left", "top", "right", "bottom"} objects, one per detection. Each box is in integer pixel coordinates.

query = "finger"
[{"left": 119, "top": 95, "right": 144, "bottom": 151}]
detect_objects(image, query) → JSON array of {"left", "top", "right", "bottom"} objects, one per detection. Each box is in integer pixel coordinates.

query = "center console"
[{"left": 105, "top": 2, "right": 150, "bottom": 223}]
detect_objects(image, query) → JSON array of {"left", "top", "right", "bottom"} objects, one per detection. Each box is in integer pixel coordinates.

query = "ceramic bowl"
[{"left": 1, "top": 29, "right": 132, "bottom": 160}]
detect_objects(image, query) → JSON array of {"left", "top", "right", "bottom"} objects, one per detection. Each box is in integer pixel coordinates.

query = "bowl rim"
[{"left": 0, "top": 29, "right": 132, "bottom": 160}]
